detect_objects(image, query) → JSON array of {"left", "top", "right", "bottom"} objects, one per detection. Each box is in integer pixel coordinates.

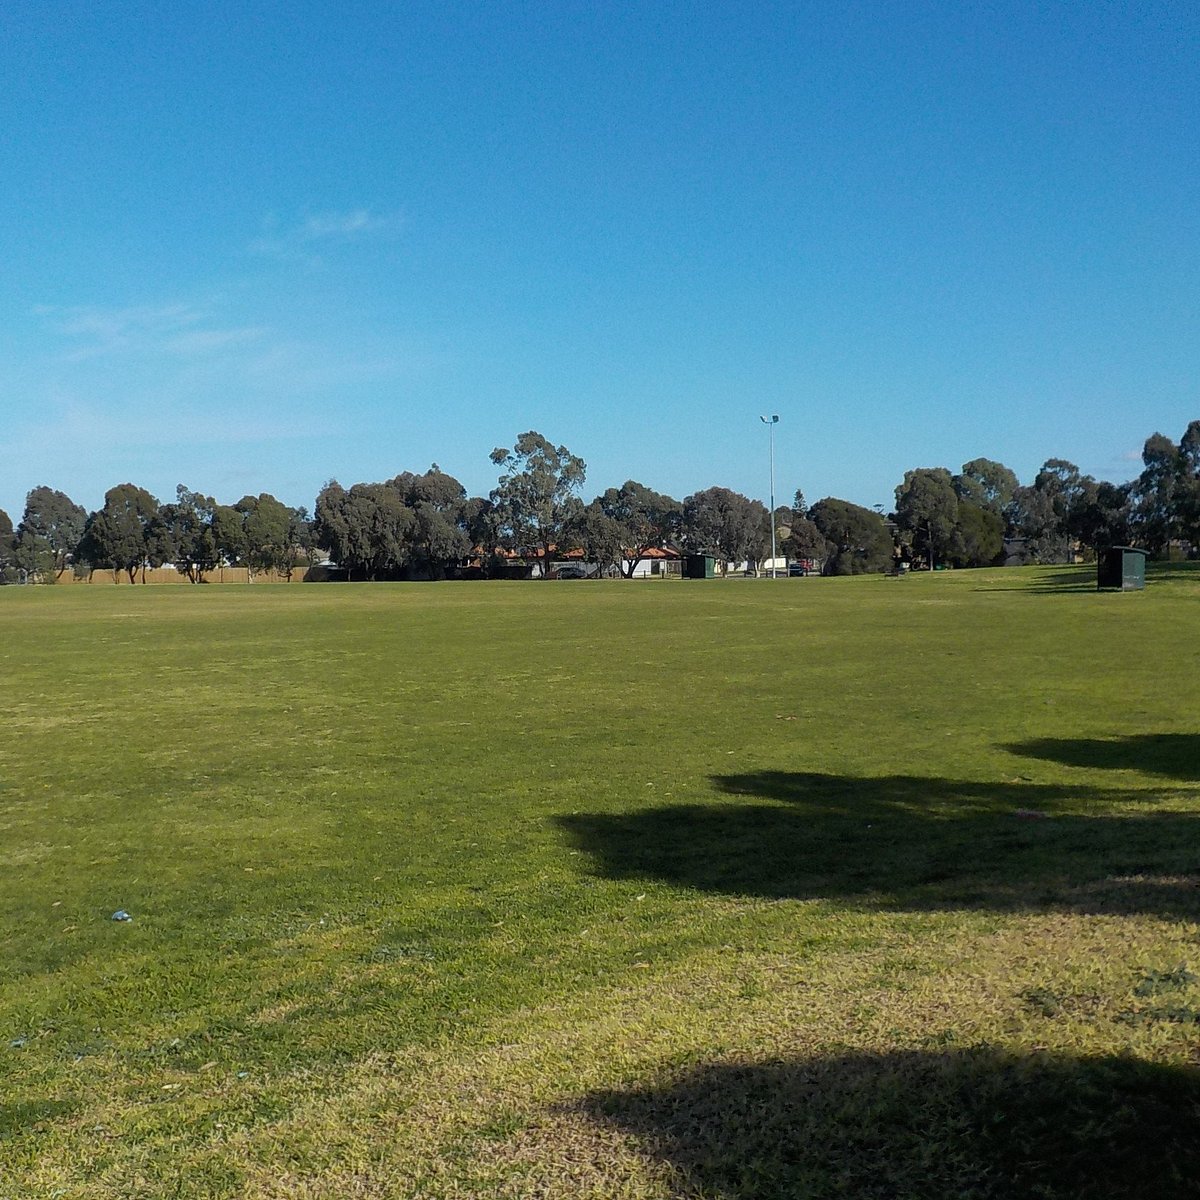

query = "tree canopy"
[
  {"left": 313, "top": 467, "right": 471, "bottom": 580},
  {"left": 149, "top": 486, "right": 219, "bottom": 583},
  {"left": 9, "top": 415, "right": 1200, "bottom": 588},
  {"left": 77, "top": 484, "right": 160, "bottom": 583},
  {"left": 681, "top": 487, "right": 768, "bottom": 572},
  {"left": 809, "top": 498, "right": 893, "bottom": 575},
  {"left": 894, "top": 468, "right": 958, "bottom": 569},
  {"left": 15, "top": 486, "right": 87, "bottom": 578},
  {"left": 489, "top": 432, "right": 586, "bottom": 575},
  {"left": 594, "top": 480, "right": 681, "bottom": 577},
  {"left": 0, "top": 509, "right": 14, "bottom": 580},
  {"left": 954, "top": 459, "right": 1018, "bottom": 514}
]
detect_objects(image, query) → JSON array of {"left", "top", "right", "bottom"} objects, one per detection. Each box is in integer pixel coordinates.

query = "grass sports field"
[{"left": 3, "top": 565, "right": 1199, "bottom": 1198}]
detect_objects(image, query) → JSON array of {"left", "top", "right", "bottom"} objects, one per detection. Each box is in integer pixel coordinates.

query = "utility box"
[
  {"left": 1097, "top": 546, "right": 1147, "bottom": 591},
  {"left": 684, "top": 554, "right": 716, "bottom": 579}
]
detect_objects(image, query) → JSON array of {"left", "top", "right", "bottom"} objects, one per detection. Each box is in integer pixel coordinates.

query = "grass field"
[{"left": 2, "top": 566, "right": 1199, "bottom": 1198}]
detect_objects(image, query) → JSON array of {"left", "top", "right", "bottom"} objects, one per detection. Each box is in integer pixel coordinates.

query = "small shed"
[
  {"left": 684, "top": 554, "right": 716, "bottom": 579},
  {"left": 1097, "top": 546, "right": 1147, "bottom": 591}
]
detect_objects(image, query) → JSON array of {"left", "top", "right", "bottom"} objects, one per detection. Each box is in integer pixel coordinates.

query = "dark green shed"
[
  {"left": 1097, "top": 546, "right": 1147, "bottom": 591},
  {"left": 684, "top": 554, "right": 716, "bottom": 579}
]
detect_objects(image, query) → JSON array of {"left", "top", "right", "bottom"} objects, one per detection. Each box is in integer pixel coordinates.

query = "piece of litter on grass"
[
  {"left": 10, "top": 1038, "right": 27, "bottom": 1048},
  {"left": 636, "top": 894, "right": 646, "bottom": 901},
  {"left": 111, "top": 910, "right": 132, "bottom": 922},
  {"left": 52, "top": 901, "right": 61, "bottom": 907},
  {"left": 161, "top": 1083, "right": 180, "bottom": 1092},
  {"left": 236, "top": 1071, "right": 249, "bottom": 1079}
]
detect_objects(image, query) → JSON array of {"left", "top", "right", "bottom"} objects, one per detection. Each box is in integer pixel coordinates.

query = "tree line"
[{"left": 2, "top": 423, "right": 1198, "bottom": 583}]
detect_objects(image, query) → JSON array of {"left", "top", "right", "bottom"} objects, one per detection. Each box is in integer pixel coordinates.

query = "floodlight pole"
[{"left": 761, "top": 414, "right": 779, "bottom": 578}]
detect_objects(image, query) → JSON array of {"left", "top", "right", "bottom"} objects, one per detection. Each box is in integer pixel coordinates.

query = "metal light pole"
[{"left": 760, "top": 414, "right": 779, "bottom": 577}]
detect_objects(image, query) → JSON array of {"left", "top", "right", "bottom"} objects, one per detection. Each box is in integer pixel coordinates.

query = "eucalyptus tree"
[
  {"left": 595, "top": 480, "right": 681, "bottom": 577},
  {"left": 681, "top": 487, "right": 768, "bottom": 572},
  {"left": 809, "top": 498, "right": 893, "bottom": 575},
  {"left": 1007, "top": 485, "right": 1067, "bottom": 563},
  {"left": 946, "top": 502, "right": 1004, "bottom": 567},
  {"left": 1132, "top": 431, "right": 1186, "bottom": 556},
  {"left": 462, "top": 496, "right": 508, "bottom": 577},
  {"left": 0, "top": 509, "right": 14, "bottom": 580},
  {"left": 236, "top": 493, "right": 297, "bottom": 578},
  {"left": 571, "top": 501, "right": 625, "bottom": 577},
  {"left": 314, "top": 480, "right": 416, "bottom": 580},
  {"left": 781, "top": 488, "right": 829, "bottom": 564},
  {"left": 150, "top": 486, "right": 219, "bottom": 582},
  {"left": 392, "top": 466, "right": 472, "bottom": 577},
  {"left": 954, "top": 459, "right": 1018, "bottom": 515},
  {"left": 1177, "top": 421, "right": 1200, "bottom": 547},
  {"left": 14, "top": 486, "right": 87, "bottom": 578},
  {"left": 77, "top": 484, "right": 160, "bottom": 583},
  {"left": 288, "top": 505, "right": 316, "bottom": 575},
  {"left": 1072, "top": 480, "right": 1133, "bottom": 554},
  {"left": 489, "top": 432, "right": 586, "bottom": 575},
  {"left": 894, "top": 468, "right": 958, "bottom": 569},
  {"left": 212, "top": 503, "right": 249, "bottom": 567}
]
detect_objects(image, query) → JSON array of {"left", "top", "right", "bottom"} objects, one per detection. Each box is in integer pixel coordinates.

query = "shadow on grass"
[
  {"left": 1007, "top": 734, "right": 1200, "bottom": 781},
  {"left": 0, "top": 1096, "right": 77, "bottom": 1139},
  {"left": 555, "top": 771, "right": 1200, "bottom": 916},
  {"left": 1148, "top": 560, "right": 1200, "bottom": 584},
  {"left": 577, "top": 1048, "right": 1200, "bottom": 1199},
  {"left": 972, "top": 568, "right": 1097, "bottom": 594}
]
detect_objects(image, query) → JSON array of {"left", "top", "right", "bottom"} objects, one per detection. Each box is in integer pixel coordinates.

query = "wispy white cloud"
[
  {"left": 32, "top": 295, "right": 422, "bottom": 397},
  {"left": 249, "top": 208, "right": 399, "bottom": 262},
  {"left": 300, "top": 210, "right": 389, "bottom": 239},
  {"left": 6, "top": 280, "right": 429, "bottom": 516},
  {"left": 35, "top": 303, "right": 266, "bottom": 361},
  {"left": 163, "top": 327, "right": 268, "bottom": 355},
  {"left": 9, "top": 398, "right": 329, "bottom": 455}
]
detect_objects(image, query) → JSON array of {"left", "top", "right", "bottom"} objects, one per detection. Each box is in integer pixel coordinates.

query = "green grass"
[{"left": 2, "top": 565, "right": 1199, "bottom": 1197}]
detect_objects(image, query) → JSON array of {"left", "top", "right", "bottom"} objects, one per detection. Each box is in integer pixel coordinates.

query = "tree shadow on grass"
[
  {"left": 971, "top": 568, "right": 1097, "bottom": 594},
  {"left": 555, "top": 772, "right": 1200, "bottom": 917},
  {"left": 1006, "top": 734, "right": 1200, "bottom": 781},
  {"left": 576, "top": 1048, "right": 1200, "bottom": 1199},
  {"left": 974, "top": 571, "right": 1099, "bottom": 590},
  {"left": 0, "top": 1096, "right": 77, "bottom": 1140}
]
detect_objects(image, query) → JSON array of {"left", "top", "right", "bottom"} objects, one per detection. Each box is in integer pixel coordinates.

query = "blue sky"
[{"left": 2, "top": 1, "right": 1197, "bottom": 521}]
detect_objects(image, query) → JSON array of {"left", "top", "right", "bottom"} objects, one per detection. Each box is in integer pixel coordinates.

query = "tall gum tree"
[
  {"left": 595, "top": 480, "right": 681, "bottom": 577},
  {"left": 77, "top": 484, "right": 159, "bottom": 583},
  {"left": 809, "top": 498, "right": 893, "bottom": 575},
  {"left": 681, "top": 487, "right": 768, "bottom": 573},
  {"left": 0, "top": 509, "right": 14, "bottom": 579},
  {"left": 392, "top": 466, "right": 472, "bottom": 578},
  {"left": 894, "top": 468, "right": 958, "bottom": 570},
  {"left": 15, "top": 486, "right": 87, "bottom": 578},
  {"left": 489, "top": 432, "right": 586, "bottom": 576}
]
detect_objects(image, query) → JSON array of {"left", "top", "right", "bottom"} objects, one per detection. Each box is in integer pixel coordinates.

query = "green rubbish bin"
[
  {"left": 684, "top": 554, "right": 716, "bottom": 579},
  {"left": 1097, "top": 546, "right": 1147, "bottom": 591}
]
